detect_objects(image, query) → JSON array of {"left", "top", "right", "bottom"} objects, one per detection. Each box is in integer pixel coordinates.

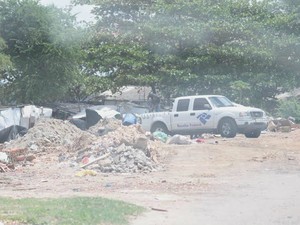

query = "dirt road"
[
  {"left": 1, "top": 130, "right": 300, "bottom": 225},
  {"left": 131, "top": 161, "right": 300, "bottom": 225},
  {"left": 130, "top": 131, "right": 300, "bottom": 225}
]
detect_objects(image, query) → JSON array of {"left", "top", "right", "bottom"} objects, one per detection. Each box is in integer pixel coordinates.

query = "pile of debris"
[
  {"left": 88, "top": 118, "right": 123, "bottom": 136},
  {"left": 0, "top": 118, "right": 163, "bottom": 174},
  {"left": 77, "top": 144, "right": 157, "bottom": 173},
  {"left": 69, "top": 122, "right": 160, "bottom": 173},
  {"left": 0, "top": 151, "right": 10, "bottom": 172},
  {"left": 3, "top": 118, "right": 97, "bottom": 153},
  {"left": 0, "top": 148, "right": 36, "bottom": 172},
  {"left": 268, "top": 117, "right": 300, "bottom": 132}
]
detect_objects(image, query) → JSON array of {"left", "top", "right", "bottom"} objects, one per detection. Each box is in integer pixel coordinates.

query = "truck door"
[
  {"left": 171, "top": 98, "right": 192, "bottom": 132},
  {"left": 191, "top": 97, "right": 214, "bottom": 130},
  {"left": 171, "top": 97, "right": 214, "bottom": 133}
]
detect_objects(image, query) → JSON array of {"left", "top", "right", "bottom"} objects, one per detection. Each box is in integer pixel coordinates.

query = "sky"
[{"left": 40, "top": 0, "right": 95, "bottom": 22}]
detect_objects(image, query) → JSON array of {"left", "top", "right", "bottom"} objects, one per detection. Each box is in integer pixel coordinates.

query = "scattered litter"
[
  {"left": 151, "top": 207, "right": 168, "bottom": 212},
  {"left": 153, "top": 131, "right": 168, "bottom": 143},
  {"left": 167, "top": 135, "right": 192, "bottom": 145},
  {"left": 122, "top": 113, "right": 137, "bottom": 126},
  {"left": 81, "top": 153, "right": 110, "bottom": 168},
  {"left": 208, "top": 140, "right": 219, "bottom": 145},
  {"left": 0, "top": 152, "right": 9, "bottom": 163},
  {"left": 195, "top": 138, "right": 205, "bottom": 143},
  {"left": 81, "top": 156, "right": 90, "bottom": 164},
  {"left": 75, "top": 170, "right": 98, "bottom": 177}
]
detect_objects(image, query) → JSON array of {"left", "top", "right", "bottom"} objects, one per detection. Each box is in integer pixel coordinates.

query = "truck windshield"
[{"left": 208, "top": 96, "right": 235, "bottom": 108}]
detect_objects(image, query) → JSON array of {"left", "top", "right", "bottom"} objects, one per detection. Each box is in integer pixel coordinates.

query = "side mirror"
[{"left": 203, "top": 103, "right": 212, "bottom": 110}]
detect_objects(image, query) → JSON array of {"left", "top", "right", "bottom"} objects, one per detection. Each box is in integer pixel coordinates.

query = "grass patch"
[{"left": 0, "top": 197, "right": 144, "bottom": 225}]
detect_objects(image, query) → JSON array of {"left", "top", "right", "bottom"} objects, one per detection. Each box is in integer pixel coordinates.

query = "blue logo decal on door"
[{"left": 197, "top": 113, "right": 211, "bottom": 124}]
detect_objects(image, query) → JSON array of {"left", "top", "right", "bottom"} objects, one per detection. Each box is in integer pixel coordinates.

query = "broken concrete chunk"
[
  {"left": 0, "top": 152, "right": 9, "bottom": 163},
  {"left": 29, "top": 144, "right": 39, "bottom": 151},
  {"left": 15, "top": 154, "right": 36, "bottom": 162},
  {"left": 116, "top": 143, "right": 127, "bottom": 153},
  {"left": 133, "top": 135, "right": 148, "bottom": 150}
]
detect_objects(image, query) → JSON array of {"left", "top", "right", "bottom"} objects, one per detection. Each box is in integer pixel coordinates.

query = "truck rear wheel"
[
  {"left": 245, "top": 130, "right": 261, "bottom": 138},
  {"left": 218, "top": 118, "right": 237, "bottom": 138},
  {"left": 151, "top": 122, "right": 169, "bottom": 134}
]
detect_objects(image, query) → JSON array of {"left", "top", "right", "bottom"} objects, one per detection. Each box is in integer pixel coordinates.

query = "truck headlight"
[{"left": 239, "top": 112, "right": 250, "bottom": 117}]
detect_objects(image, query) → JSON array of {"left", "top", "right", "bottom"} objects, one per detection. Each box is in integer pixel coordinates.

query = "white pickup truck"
[{"left": 140, "top": 95, "right": 268, "bottom": 138}]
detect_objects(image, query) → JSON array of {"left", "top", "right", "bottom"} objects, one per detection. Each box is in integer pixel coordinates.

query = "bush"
[{"left": 276, "top": 97, "right": 300, "bottom": 123}]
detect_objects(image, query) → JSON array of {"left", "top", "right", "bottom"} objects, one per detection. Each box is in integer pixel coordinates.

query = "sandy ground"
[{"left": 1, "top": 130, "right": 300, "bottom": 225}]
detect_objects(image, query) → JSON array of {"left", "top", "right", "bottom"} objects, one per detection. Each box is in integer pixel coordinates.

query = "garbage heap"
[
  {"left": 70, "top": 118, "right": 160, "bottom": 173},
  {"left": 0, "top": 118, "right": 162, "bottom": 173},
  {"left": 268, "top": 118, "right": 300, "bottom": 132}
]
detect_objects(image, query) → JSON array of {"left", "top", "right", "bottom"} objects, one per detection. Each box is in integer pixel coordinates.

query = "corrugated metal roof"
[{"left": 101, "top": 86, "right": 152, "bottom": 101}]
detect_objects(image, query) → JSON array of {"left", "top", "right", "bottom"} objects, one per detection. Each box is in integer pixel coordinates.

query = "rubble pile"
[
  {"left": 0, "top": 151, "right": 10, "bottom": 172},
  {"left": 0, "top": 117, "right": 165, "bottom": 173},
  {"left": 88, "top": 118, "right": 122, "bottom": 136},
  {"left": 74, "top": 124, "right": 161, "bottom": 173},
  {"left": 268, "top": 118, "right": 300, "bottom": 132},
  {"left": 86, "top": 144, "right": 157, "bottom": 173},
  {"left": 94, "top": 124, "right": 147, "bottom": 148},
  {"left": 4, "top": 118, "right": 97, "bottom": 153}
]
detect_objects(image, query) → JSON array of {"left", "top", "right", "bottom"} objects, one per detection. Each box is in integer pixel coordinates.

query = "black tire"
[
  {"left": 245, "top": 130, "right": 261, "bottom": 138},
  {"left": 218, "top": 118, "right": 237, "bottom": 138},
  {"left": 151, "top": 122, "right": 169, "bottom": 134}
]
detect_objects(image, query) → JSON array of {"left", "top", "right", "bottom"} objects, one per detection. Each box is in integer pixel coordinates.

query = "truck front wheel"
[
  {"left": 245, "top": 130, "right": 261, "bottom": 138},
  {"left": 151, "top": 122, "right": 169, "bottom": 134},
  {"left": 218, "top": 118, "right": 237, "bottom": 138}
]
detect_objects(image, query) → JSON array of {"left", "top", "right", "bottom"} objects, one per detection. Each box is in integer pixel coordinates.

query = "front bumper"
[
  {"left": 237, "top": 122, "right": 268, "bottom": 133},
  {"left": 236, "top": 118, "right": 268, "bottom": 133}
]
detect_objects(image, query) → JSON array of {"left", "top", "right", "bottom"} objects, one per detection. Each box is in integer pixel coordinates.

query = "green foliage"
[
  {"left": 1, "top": 0, "right": 300, "bottom": 107},
  {"left": 276, "top": 97, "right": 300, "bottom": 121},
  {"left": 0, "top": 37, "right": 12, "bottom": 72},
  {"left": 0, "top": 197, "right": 144, "bottom": 225},
  {"left": 74, "top": 0, "right": 300, "bottom": 109},
  {"left": 230, "top": 80, "right": 251, "bottom": 104},
  {"left": 80, "top": 31, "right": 159, "bottom": 88},
  {"left": 144, "top": 0, "right": 299, "bottom": 102},
  {"left": 67, "top": 74, "right": 115, "bottom": 101},
  {"left": 0, "top": 0, "right": 82, "bottom": 104}
]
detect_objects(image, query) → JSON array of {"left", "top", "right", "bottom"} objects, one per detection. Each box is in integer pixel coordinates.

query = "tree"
[
  {"left": 0, "top": 0, "right": 82, "bottom": 104},
  {"left": 74, "top": 0, "right": 300, "bottom": 110},
  {"left": 73, "top": 0, "right": 159, "bottom": 91},
  {"left": 0, "top": 37, "right": 11, "bottom": 72},
  {"left": 276, "top": 97, "right": 300, "bottom": 122},
  {"left": 0, "top": 36, "right": 12, "bottom": 105},
  {"left": 142, "top": 0, "right": 300, "bottom": 106}
]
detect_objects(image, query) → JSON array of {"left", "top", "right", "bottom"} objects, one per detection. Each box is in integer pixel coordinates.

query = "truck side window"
[
  {"left": 177, "top": 99, "right": 190, "bottom": 112},
  {"left": 193, "top": 98, "right": 210, "bottom": 110}
]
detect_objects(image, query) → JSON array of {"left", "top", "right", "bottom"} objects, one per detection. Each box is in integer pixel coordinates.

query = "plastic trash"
[
  {"left": 167, "top": 135, "right": 192, "bottom": 145},
  {"left": 196, "top": 138, "right": 205, "bottom": 143},
  {"left": 0, "top": 152, "right": 9, "bottom": 163},
  {"left": 75, "top": 170, "right": 97, "bottom": 177},
  {"left": 122, "top": 113, "right": 137, "bottom": 126},
  {"left": 153, "top": 131, "right": 168, "bottom": 143}
]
